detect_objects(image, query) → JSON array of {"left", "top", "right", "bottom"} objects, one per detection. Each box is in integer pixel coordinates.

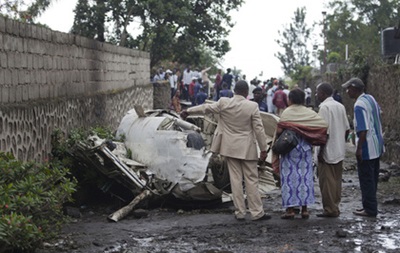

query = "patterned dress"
[{"left": 280, "top": 136, "right": 315, "bottom": 208}]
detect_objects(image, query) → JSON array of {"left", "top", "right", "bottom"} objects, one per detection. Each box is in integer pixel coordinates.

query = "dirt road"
[{"left": 38, "top": 144, "right": 400, "bottom": 253}]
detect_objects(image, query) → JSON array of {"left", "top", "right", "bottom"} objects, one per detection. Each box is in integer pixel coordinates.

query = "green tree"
[
  {"left": 0, "top": 0, "right": 56, "bottom": 21},
  {"left": 325, "top": 0, "right": 400, "bottom": 62},
  {"left": 71, "top": 0, "right": 97, "bottom": 38},
  {"left": 71, "top": 0, "right": 243, "bottom": 69},
  {"left": 290, "top": 65, "right": 313, "bottom": 88},
  {"left": 275, "top": 7, "right": 313, "bottom": 76}
]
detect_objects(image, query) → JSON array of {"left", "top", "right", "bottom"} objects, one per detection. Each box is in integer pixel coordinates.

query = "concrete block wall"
[
  {"left": 325, "top": 65, "right": 400, "bottom": 165},
  {"left": 0, "top": 17, "right": 150, "bottom": 103},
  {"left": 367, "top": 65, "right": 400, "bottom": 164},
  {"left": 0, "top": 17, "right": 152, "bottom": 161}
]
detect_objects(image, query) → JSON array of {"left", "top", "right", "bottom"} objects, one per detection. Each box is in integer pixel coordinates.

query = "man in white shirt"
[
  {"left": 315, "top": 82, "right": 350, "bottom": 218},
  {"left": 182, "top": 66, "right": 193, "bottom": 101},
  {"left": 167, "top": 69, "right": 177, "bottom": 99},
  {"left": 201, "top": 66, "right": 211, "bottom": 95},
  {"left": 304, "top": 85, "right": 312, "bottom": 106},
  {"left": 153, "top": 68, "right": 164, "bottom": 82},
  {"left": 266, "top": 81, "right": 275, "bottom": 114}
]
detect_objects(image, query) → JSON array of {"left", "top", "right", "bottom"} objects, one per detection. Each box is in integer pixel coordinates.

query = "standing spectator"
[
  {"left": 201, "top": 66, "right": 212, "bottom": 95},
  {"left": 273, "top": 86, "right": 288, "bottom": 116},
  {"left": 304, "top": 85, "right": 312, "bottom": 106},
  {"left": 222, "top": 68, "right": 233, "bottom": 90},
  {"left": 192, "top": 68, "right": 200, "bottom": 79},
  {"left": 248, "top": 79, "right": 259, "bottom": 100},
  {"left": 188, "top": 77, "right": 197, "bottom": 104},
  {"left": 167, "top": 69, "right": 177, "bottom": 99},
  {"left": 175, "top": 68, "right": 182, "bottom": 98},
  {"left": 266, "top": 82, "right": 275, "bottom": 114},
  {"left": 342, "top": 78, "right": 384, "bottom": 217},
  {"left": 219, "top": 83, "right": 234, "bottom": 98},
  {"left": 195, "top": 88, "right": 208, "bottom": 105},
  {"left": 192, "top": 78, "right": 202, "bottom": 105},
  {"left": 182, "top": 66, "right": 193, "bottom": 101},
  {"left": 153, "top": 68, "right": 164, "bottom": 82},
  {"left": 181, "top": 81, "right": 271, "bottom": 221},
  {"left": 272, "top": 88, "right": 328, "bottom": 219},
  {"left": 282, "top": 84, "right": 290, "bottom": 97},
  {"left": 171, "top": 90, "right": 182, "bottom": 113},
  {"left": 315, "top": 82, "right": 350, "bottom": 218},
  {"left": 251, "top": 87, "right": 267, "bottom": 112},
  {"left": 214, "top": 69, "right": 223, "bottom": 100}
]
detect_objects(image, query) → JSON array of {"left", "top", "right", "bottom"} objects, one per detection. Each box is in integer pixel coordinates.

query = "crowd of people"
[
  {"left": 153, "top": 65, "right": 327, "bottom": 116},
  {"left": 178, "top": 73, "right": 384, "bottom": 221}
]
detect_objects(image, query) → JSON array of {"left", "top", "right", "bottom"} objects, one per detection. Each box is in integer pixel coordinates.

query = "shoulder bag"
[{"left": 272, "top": 129, "right": 299, "bottom": 155}]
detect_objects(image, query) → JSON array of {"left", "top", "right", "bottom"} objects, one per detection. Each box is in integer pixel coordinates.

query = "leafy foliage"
[
  {"left": 71, "top": 0, "right": 243, "bottom": 69},
  {"left": 327, "top": 51, "right": 342, "bottom": 63},
  {"left": 290, "top": 65, "right": 313, "bottom": 88},
  {"left": 0, "top": 152, "right": 77, "bottom": 251},
  {"left": 325, "top": 0, "right": 400, "bottom": 64},
  {"left": 275, "top": 7, "right": 313, "bottom": 76},
  {"left": 0, "top": 0, "right": 55, "bottom": 22},
  {"left": 51, "top": 126, "right": 116, "bottom": 189}
]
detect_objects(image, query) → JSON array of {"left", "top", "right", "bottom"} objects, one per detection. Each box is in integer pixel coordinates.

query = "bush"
[{"left": 0, "top": 152, "right": 77, "bottom": 252}]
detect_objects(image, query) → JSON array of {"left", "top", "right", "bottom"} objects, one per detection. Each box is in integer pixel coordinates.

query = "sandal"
[
  {"left": 281, "top": 212, "right": 295, "bottom": 220},
  {"left": 301, "top": 211, "right": 310, "bottom": 219}
]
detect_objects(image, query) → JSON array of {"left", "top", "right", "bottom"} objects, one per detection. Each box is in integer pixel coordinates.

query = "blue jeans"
[{"left": 357, "top": 158, "right": 380, "bottom": 216}]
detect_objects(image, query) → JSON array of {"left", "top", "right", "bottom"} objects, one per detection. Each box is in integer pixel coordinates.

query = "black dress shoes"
[{"left": 252, "top": 214, "right": 272, "bottom": 221}]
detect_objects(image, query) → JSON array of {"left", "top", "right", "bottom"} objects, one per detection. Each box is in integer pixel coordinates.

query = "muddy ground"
[{"left": 38, "top": 144, "right": 400, "bottom": 253}]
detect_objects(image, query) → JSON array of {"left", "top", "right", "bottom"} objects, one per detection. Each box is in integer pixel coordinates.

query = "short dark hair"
[
  {"left": 234, "top": 80, "right": 249, "bottom": 93},
  {"left": 317, "top": 82, "right": 333, "bottom": 96},
  {"left": 253, "top": 87, "right": 262, "bottom": 93},
  {"left": 289, "top": 88, "right": 305, "bottom": 105}
]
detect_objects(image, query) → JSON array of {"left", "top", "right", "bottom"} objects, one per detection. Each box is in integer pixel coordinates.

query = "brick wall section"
[
  {"left": 0, "top": 17, "right": 150, "bottom": 103},
  {"left": 0, "top": 17, "right": 157, "bottom": 162}
]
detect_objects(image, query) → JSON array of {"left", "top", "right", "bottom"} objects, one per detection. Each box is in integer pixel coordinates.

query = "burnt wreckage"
[{"left": 70, "top": 105, "right": 279, "bottom": 221}]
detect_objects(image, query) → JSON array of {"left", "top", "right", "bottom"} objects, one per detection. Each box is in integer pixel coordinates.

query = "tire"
[{"left": 209, "top": 155, "right": 231, "bottom": 193}]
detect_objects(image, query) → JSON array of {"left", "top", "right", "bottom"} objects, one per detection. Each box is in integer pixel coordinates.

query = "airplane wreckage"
[{"left": 69, "top": 104, "right": 280, "bottom": 222}]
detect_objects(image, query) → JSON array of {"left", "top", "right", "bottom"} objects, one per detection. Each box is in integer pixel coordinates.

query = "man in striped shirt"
[{"left": 342, "top": 78, "right": 384, "bottom": 217}]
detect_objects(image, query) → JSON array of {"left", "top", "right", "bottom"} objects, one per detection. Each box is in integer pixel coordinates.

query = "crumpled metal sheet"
[{"left": 116, "top": 109, "right": 212, "bottom": 192}]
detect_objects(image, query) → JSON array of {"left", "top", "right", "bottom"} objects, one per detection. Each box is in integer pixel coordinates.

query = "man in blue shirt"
[
  {"left": 222, "top": 68, "right": 233, "bottom": 90},
  {"left": 219, "top": 82, "right": 233, "bottom": 98},
  {"left": 195, "top": 88, "right": 208, "bottom": 105},
  {"left": 251, "top": 87, "right": 267, "bottom": 112},
  {"left": 342, "top": 77, "right": 384, "bottom": 217}
]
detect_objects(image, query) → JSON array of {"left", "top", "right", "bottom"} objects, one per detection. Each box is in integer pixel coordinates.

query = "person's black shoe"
[
  {"left": 235, "top": 216, "right": 245, "bottom": 221},
  {"left": 252, "top": 214, "right": 271, "bottom": 221}
]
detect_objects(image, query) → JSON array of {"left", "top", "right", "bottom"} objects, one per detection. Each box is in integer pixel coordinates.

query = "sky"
[{"left": 37, "top": 0, "right": 329, "bottom": 80}]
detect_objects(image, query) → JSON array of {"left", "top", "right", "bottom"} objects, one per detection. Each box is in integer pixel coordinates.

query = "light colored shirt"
[
  {"left": 304, "top": 87, "right": 312, "bottom": 98},
  {"left": 182, "top": 70, "right": 193, "bottom": 85},
  {"left": 169, "top": 74, "right": 177, "bottom": 89},
  {"left": 201, "top": 67, "right": 211, "bottom": 83},
  {"left": 318, "top": 97, "right": 350, "bottom": 163},
  {"left": 266, "top": 87, "right": 275, "bottom": 113},
  {"left": 354, "top": 93, "right": 384, "bottom": 160}
]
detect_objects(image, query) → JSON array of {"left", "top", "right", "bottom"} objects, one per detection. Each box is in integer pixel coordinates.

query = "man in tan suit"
[{"left": 181, "top": 81, "right": 271, "bottom": 221}]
